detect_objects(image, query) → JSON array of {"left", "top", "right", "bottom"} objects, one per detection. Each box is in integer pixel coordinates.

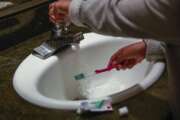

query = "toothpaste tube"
[{"left": 77, "top": 98, "right": 113, "bottom": 114}]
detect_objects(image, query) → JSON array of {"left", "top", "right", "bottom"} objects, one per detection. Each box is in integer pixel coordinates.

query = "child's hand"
[
  {"left": 49, "top": 0, "right": 70, "bottom": 23},
  {"left": 108, "top": 41, "right": 146, "bottom": 70}
]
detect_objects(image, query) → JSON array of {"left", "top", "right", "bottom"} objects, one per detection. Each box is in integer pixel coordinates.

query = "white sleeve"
[
  {"left": 144, "top": 40, "right": 166, "bottom": 61},
  {"left": 69, "top": 0, "right": 179, "bottom": 41}
]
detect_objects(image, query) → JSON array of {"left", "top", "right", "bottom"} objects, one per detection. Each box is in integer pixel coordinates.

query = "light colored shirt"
[{"left": 69, "top": 0, "right": 179, "bottom": 61}]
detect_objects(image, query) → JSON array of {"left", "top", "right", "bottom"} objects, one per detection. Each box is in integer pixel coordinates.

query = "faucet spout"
[{"left": 32, "top": 23, "right": 84, "bottom": 59}]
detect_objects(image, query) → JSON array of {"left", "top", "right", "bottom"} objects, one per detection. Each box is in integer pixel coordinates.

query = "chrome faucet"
[{"left": 32, "top": 23, "right": 84, "bottom": 59}]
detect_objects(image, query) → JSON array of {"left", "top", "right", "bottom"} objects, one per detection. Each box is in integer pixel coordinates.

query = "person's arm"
[
  {"left": 107, "top": 40, "right": 165, "bottom": 70},
  {"left": 69, "top": 0, "right": 179, "bottom": 40}
]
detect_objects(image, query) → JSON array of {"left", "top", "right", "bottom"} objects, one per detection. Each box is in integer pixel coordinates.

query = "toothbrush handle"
[{"left": 95, "top": 65, "right": 117, "bottom": 74}]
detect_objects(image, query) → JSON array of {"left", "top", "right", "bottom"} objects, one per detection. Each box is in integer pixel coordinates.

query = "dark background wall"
[{"left": 0, "top": 1, "right": 51, "bottom": 50}]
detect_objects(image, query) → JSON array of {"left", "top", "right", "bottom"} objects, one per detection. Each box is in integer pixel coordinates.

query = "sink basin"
[{"left": 13, "top": 33, "right": 165, "bottom": 110}]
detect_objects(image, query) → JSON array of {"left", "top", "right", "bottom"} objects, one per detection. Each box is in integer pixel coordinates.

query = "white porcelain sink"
[{"left": 13, "top": 33, "right": 165, "bottom": 110}]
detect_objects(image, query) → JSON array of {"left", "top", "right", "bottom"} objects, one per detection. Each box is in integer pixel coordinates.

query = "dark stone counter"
[{"left": 0, "top": 31, "right": 169, "bottom": 120}]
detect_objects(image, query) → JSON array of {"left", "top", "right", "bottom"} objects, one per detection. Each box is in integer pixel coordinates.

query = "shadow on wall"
[{"left": 0, "top": 3, "right": 51, "bottom": 50}]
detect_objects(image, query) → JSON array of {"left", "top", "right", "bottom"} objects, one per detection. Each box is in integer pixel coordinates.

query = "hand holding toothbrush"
[{"left": 107, "top": 41, "right": 146, "bottom": 70}]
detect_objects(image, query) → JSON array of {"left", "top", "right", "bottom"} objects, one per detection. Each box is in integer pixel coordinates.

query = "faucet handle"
[{"left": 72, "top": 32, "right": 84, "bottom": 44}]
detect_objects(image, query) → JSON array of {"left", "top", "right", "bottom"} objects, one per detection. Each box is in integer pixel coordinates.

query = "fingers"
[
  {"left": 48, "top": 1, "right": 69, "bottom": 23},
  {"left": 49, "top": 3, "right": 57, "bottom": 23},
  {"left": 112, "top": 59, "right": 138, "bottom": 71},
  {"left": 116, "top": 64, "right": 122, "bottom": 70},
  {"left": 125, "top": 59, "right": 136, "bottom": 69},
  {"left": 108, "top": 49, "right": 122, "bottom": 67}
]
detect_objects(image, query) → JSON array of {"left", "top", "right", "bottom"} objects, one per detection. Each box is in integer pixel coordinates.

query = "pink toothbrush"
[
  {"left": 95, "top": 64, "right": 120, "bottom": 74},
  {"left": 74, "top": 64, "right": 121, "bottom": 80}
]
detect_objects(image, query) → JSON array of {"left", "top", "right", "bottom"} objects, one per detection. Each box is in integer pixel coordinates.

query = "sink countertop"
[{"left": 0, "top": 32, "right": 169, "bottom": 120}]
